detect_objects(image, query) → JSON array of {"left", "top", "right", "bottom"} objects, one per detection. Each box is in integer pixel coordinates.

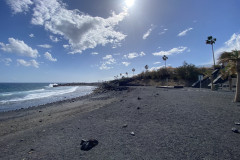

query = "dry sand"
[{"left": 0, "top": 86, "right": 240, "bottom": 159}]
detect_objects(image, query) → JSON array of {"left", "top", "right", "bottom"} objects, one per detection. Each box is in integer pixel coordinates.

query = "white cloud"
[
  {"left": 152, "top": 46, "right": 188, "bottom": 56},
  {"left": 153, "top": 62, "right": 161, "bottom": 65},
  {"left": 215, "top": 33, "right": 240, "bottom": 58},
  {"left": 17, "top": 59, "right": 39, "bottom": 68},
  {"left": 44, "top": 52, "right": 57, "bottom": 62},
  {"left": 6, "top": 0, "right": 33, "bottom": 14},
  {"left": 143, "top": 24, "right": 155, "bottom": 40},
  {"left": 159, "top": 28, "right": 168, "bottom": 35},
  {"left": 29, "top": 0, "right": 128, "bottom": 54},
  {"left": 149, "top": 66, "right": 164, "bottom": 71},
  {"left": 139, "top": 51, "right": 146, "bottom": 56},
  {"left": 122, "top": 62, "right": 130, "bottom": 66},
  {"left": 100, "top": 54, "right": 116, "bottom": 70},
  {"left": 38, "top": 44, "right": 52, "bottom": 48},
  {"left": 49, "top": 35, "right": 59, "bottom": 43},
  {"left": 0, "top": 38, "right": 39, "bottom": 58},
  {"left": 124, "top": 51, "right": 146, "bottom": 59},
  {"left": 63, "top": 44, "right": 69, "bottom": 49},
  {"left": 178, "top": 28, "right": 193, "bottom": 37},
  {"left": 91, "top": 52, "right": 99, "bottom": 55},
  {"left": 1, "top": 58, "right": 12, "bottom": 66},
  {"left": 29, "top": 33, "right": 34, "bottom": 38}
]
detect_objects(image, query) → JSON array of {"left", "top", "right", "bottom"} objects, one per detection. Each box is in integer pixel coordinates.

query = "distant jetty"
[{"left": 53, "top": 82, "right": 101, "bottom": 87}]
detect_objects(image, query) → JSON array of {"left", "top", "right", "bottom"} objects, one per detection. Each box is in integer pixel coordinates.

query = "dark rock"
[
  {"left": 80, "top": 139, "right": 98, "bottom": 151},
  {"left": 28, "top": 149, "right": 35, "bottom": 154},
  {"left": 232, "top": 128, "right": 239, "bottom": 133},
  {"left": 122, "top": 124, "right": 128, "bottom": 128},
  {"left": 39, "top": 120, "right": 42, "bottom": 122},
  {"left": 235, "top": 122, "right": 240, "bottom": 125},
  {"left": 137, "top": 107, "right": 140, "bottom": 110},
  {"left": 137, "top": 97, "right": 141, "bottom": 100},
  {"left": 39, "top": 110, "right": 42, "bottom": 112}
]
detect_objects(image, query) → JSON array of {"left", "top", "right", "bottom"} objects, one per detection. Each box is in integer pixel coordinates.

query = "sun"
[{"left": 125, "top": 0, "right": 135, "bottom": 8}]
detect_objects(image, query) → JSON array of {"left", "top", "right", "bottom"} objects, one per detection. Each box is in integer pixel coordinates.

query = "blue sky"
[{"left": 0, "top": 0, "right": 240, "bottom": 82}]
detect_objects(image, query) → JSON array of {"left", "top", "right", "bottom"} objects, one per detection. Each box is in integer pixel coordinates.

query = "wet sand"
[{"left": 0, "top": 86, "right": 240, "bottom": 159}]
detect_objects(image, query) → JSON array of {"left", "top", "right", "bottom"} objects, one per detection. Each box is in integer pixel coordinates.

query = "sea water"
[{"left": 0, "top": 83, "right": 97, "bottom": 112}]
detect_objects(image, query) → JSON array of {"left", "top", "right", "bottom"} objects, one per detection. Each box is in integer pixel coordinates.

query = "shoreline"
[{"left": 1, "top": 86, "right": 240, "bottom": 159}]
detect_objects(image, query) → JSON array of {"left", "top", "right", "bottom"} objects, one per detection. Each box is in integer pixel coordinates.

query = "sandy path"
[{"left": 0, "top": 86, "right": 240, "bottom": 160}]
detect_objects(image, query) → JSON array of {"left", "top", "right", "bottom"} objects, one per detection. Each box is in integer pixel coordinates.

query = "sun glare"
[{"left": 125, "top": 0, "right": 135, "bottom": 8}]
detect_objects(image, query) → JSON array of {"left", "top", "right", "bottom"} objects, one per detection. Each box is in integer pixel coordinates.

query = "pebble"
[
  {"left": 80, "top": 139, "right": 98, "bottom": 151},
  {"left": 122, "top": 124, "right": 128, "bottom": 128},
  {"left": 235, "top": 122, "right": 240, "bottom": 125},
  {"left": 130, "top": 132, "right": 135, "bottom": 136},
  {"left": 137, "top": 97, "right": 141, "bottom": 100},
  {"left": 137, "top": 107, "right": 140, "bottom": 110},
  {"left": 232, "top": 128, "right": 239, "bottom": 133}
]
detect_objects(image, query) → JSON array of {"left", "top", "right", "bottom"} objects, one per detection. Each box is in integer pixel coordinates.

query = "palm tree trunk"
[
  {"left": 212, "top": 44, "right": 216, "bottom": 68},
  {"left": 234, "top": 59, "right": 240, "bottom": 102}
]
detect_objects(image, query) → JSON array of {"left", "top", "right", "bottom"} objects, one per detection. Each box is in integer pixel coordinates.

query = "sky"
[{"left": 0, "top": 0, "right": 240, "bottom": 83}]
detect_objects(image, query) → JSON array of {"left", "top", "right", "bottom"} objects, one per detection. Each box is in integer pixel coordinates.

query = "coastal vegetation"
[
  {"left": 112, "top": 50, "right": 240, "bottom": 102},
  {"left": 218, "top": 50, "right": 240, "bottom": 102}
]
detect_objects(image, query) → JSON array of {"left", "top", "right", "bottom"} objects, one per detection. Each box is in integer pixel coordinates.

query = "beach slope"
[{"left": 0, "top": 86, "right": 240, "bottom": 159}]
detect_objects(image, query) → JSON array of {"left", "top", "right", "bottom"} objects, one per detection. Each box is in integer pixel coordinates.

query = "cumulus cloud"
[
  {"left": 6, "top": 0, "right": 33, "bottom": 14},
  {"left": 122, "top": 62, "right": 130, "bottom": 66},
  {"left": 143, "top": 24, "right": 155, "bottom": 40},
  {"left": 215, "top": 33, "right": 240, "bottom": 58},
  {"left": 1, "top": 58, "right": 12, "bottom": 66},
  {"left": 152, "top": 47, "right": 187, "bottom": 56},
  {"left": 49, "top": 35, "right": 59, "bottom": 43},
  {"left": 124, "top": 51, "right": 146, "bottom": 59},
  {"left": 153, "top": 62, "right": 161, "bottom": 65},
  {"left": 100, "top": 55, "right": 116, "bottom": 70},
  {"left": 0, "top": 38, "right": 39, "bottom": 58},
  {"left": 149, "top": 66, "right": 164, "bottom": 71},
  {"left": 28, "top": 0, "right": 127, "bottom": 54},
  {"left": 178, "top": 28, "right": 193, "bottom": 37},
  {"left": 17, "top": 59, "right": 39, "bottom": 68},
  {"left": 91, "top": 52, "right": 99, "bottom": 55},
  {"left": 38, "top": 44, "right": 52, "bottom": 48},
  {"left": 29, "top": 33, "right": 34, "bottom": 38},
  {"left": 44, "top": 52, "right": 57, "bottom": 62}
]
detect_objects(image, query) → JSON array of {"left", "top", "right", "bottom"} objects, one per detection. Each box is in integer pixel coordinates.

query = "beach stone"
[
  {"left": 39, "top": 120, "right": 42, "bottom": 122},
  {"left": 137, "top": 97, "right": 141, "bottom": 100},
  {"left": 235, "top": 122, "right": 240, "bottom": 125},
  {"left": 39, "top": 110, "right": 42, "bottom": 112},
  {"left": 130, "top": 132, "right": 135, "bottom": 136},
  {"left": 137, "top": 107, "right": 140, "bottom": 110},
  {"left": 122, "top": 124, "right": 128, "bottom": 128},
  {"left": 80, "top": 139, "right": 98, "bottom": 151},
  {"left": 28, "top": 149, "right": 35, "bottom": 154},
  {"left": 232, "top": 128, "right": 239, "bottom": 133}
]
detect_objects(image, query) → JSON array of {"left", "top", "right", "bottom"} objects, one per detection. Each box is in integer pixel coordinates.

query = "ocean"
[{"left": 0, "top": 83, "right": 97, "bottom": 112}]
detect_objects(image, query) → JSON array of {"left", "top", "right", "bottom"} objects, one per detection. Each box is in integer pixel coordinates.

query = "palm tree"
[
  {"left": 132, "top": 68, "right": 135, "bottom": 76},
  {"left": 206, "top": 36, "right": 217, "bottom": 91},
  {"left": 206, "top": 36, "right": 217, "bottom": 68},
  {"left": 126, "top": 72, "right": 128, "bottom": 77},
  {"left": 162, "top": 55, "right": 168, "bottom": 68},
  {"left": 218, "top": 50, "right": 240, "bottom": 102},
  {"left": 145, "top": 65, "right": 149, "bottom": 71}
]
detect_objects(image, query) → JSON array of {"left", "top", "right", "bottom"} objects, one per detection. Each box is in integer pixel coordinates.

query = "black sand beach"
[{"left": 0, "top": 86, "right": 240, "bottom": 159}]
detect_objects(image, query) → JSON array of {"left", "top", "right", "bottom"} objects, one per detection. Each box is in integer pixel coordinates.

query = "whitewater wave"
[{"left": 0, "top": 86, "right": 78, "bottom": 104}]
